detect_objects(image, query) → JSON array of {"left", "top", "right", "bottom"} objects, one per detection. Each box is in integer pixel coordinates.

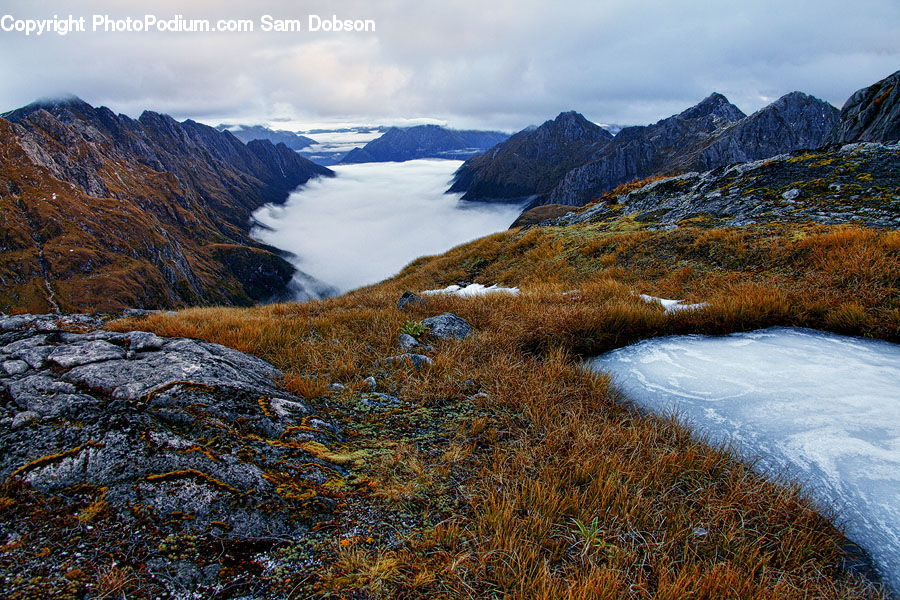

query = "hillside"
[
  {"left": 340, "top": 124, "right": 509, "bottom": 163},
  {"left": 0, "top": 97, "right": 332, "bottom": 313},
  {"left": 2, "top": 136, "right": 897, "bottom": 597}
]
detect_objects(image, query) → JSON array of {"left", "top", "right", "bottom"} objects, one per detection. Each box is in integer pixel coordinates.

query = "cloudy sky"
[{"left": 0, "top": 0, "right": 897, "bottom": 131}]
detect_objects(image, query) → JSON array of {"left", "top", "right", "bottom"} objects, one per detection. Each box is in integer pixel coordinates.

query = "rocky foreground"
[
  {"left": 0, "top": 313, "right": 345, "bottom": 595},
  {"left": 0, "top": 307, "right": 479, "bottom": 598}
]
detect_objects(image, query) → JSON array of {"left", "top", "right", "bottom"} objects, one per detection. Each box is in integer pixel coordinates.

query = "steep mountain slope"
[
  {"left": 0, "top": 97, "right": 333, "bottom": 313},
  {"left": 446, "top": 111, "right": 613, "bottom": 202},
  {"left": 548, "top": 92, "right": 839, "bottom": 207},
  {"left": 450, "top": 92, "right": 842, "bottom": 210},
  {"left": 545, "top": 93, "right": 749, "bottom": 206},
  {"left": 340, "top": 124, "right": 509, "bottom": 163},
  {"left": 826, "top": 69, "right": 900, "bottom": 144},
  {"left": 215, "top": 124, "right": 317, "bottom": 150},
  {"left": 676, "top": 91, "right": 840, "bottom": 172}
]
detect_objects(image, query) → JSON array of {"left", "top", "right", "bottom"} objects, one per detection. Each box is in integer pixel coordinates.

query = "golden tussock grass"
[{"left": 109, "top": 221, "right": 895, "bottom": 598}]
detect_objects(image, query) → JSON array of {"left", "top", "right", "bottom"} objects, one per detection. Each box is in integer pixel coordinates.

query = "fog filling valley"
[{"left": 251, "top": 159, "right": 523, "bottom": 298}]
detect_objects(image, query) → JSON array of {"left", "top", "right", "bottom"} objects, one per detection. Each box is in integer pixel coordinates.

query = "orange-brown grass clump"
[{"left": 109, "top": 219, "right": 896, "bottom": 598}]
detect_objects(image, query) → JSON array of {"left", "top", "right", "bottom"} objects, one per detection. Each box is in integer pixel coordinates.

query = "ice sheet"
[{"left": 590, "top": 327, "right": 900, "bottom": 592}]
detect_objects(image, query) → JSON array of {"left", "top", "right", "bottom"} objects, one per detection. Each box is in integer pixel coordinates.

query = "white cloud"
[{"left": 0, "top": 0, "right": 898, "bottom": 128}]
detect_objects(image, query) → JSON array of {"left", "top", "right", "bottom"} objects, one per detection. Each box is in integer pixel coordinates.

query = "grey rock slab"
[
  {"left": 10, "top": 411, "right": 40, "bottom": 430},
  {"left": 423, "top": 313, "right": 472, "bottom": 340},
  {"left": 7, "top": 374, "right": 78, "bottom": 402},
  {"left": 64, "top": 338, "right": 282, "bottom": 400},
  {"left": 16, "top": 347, "right": 53, "bottom": 369},
  {"left": 48, "top": 340, "right": 126, "bottom": 368},
  {"left": 127, "top": 331, "right": 165, "bottom": 352},
  {"left": 1, "top": 360, "right": 29, "bottom": 376},
  {"left": 1, "top": 334, "right": 53, "bottom": 355},
  {"left": 1, "top": 318, "right": 344, "bottom": 543}
]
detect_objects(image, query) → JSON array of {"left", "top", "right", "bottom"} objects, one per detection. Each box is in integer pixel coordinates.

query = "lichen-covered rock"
[
  {"left": 553, "top": 143, "right": 900, "bottom": 229},
  {"left": 0, "top": 314, "right": 344, "bottom": 544},
  {"left": 397, "top": 291, "right": 428, "bottom": 310},
  {"left": 422, "top": 313, "right": 473, "bottom": 340}
]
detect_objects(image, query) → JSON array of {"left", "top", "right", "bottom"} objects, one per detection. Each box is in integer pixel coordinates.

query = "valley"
[{"left": 0, "top": 65, "right": 898, "bottom": 599}]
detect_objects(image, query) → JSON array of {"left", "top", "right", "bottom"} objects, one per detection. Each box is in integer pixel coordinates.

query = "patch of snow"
[
  {"left": 639, "top": 294, "right": 707, "bottom": 313},
  {"left": 422, "top": 283, "right": 520, "bottom": 297},
  {"left": 590, "top": 327, "right": 900, "bottom": 593}
]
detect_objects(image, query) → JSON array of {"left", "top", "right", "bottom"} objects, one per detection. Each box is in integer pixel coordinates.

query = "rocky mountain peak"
[
  {"left": 678, "top": 92, "right": 746, "bottom": 122},
  {"left": 2, "top": 94, "right": 95, "bottom": 124},
  {"left": 540, "top": 110, "right": 612, "bottom": 142}
]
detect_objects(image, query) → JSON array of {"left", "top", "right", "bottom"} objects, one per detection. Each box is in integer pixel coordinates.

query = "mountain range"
[
  {"left": 340, "top": 124, "right": 510, "bottom": 163},
  {"left": 449, "top": 89, "right": 846, "bottom": 208},
  {"left": 215, "top": 124, "right": 317, "bottom": 150},
  {"left": 0, "top": 97, "right": 332, "bottom": 313},
  {"left": 446, "top": 111, "right": 614, "bottom": 202},
  {"left": 0, "top": 71, "right": 897, "bottom": 315}
]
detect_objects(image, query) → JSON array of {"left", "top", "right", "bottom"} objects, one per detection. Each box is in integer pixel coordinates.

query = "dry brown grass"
[{"left": 108, "top": 221, "right": 896, "bottom": 598}]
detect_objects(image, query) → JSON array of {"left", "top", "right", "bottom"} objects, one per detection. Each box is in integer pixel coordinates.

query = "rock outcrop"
[
  {"left": 553, "top": 143, "right": 900, "bottom": 229},
  {"left": 0, "top": 314, "right": 343, "bottom": 543},
  {"left": 0, "top": 97, "right": 333, "bottom": 313},
  {"left": 826, "top": 69, "right": 900, "bottom": 144}
]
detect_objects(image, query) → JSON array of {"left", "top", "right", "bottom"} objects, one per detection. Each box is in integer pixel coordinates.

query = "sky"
[{"left": 0, "top": 0, "right": 898, "bottom": 131}]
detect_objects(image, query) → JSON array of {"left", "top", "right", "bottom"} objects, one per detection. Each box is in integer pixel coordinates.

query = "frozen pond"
[
  {"left": 251, "top": 159, "right": 522, "bottom": 299},
  {"left": 590, "top": 327, "right": 900, "bottom": 592}
]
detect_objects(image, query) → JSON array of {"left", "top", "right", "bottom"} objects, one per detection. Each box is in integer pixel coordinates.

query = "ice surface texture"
[{"left": 591, "top": 327, "right": 900, "bottom": 592}]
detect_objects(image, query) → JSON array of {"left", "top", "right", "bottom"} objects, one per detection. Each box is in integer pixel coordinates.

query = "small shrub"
[{"left": 400, "top": 320, "right": 427, "bottom": 338}]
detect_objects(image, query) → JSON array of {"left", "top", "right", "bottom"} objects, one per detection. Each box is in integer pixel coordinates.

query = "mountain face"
[
  {"left": 340, "top": 124, "right": 509, "bottom": 163},
  {"left": 215, "top": 124, "right": 317, "bottom": 150},
  {"left": 545, "top": 93, "right": 749, "bottom": 206},
  {"left": 452, "top": 92, "right": 841, "bottom": 210},
  {"left": 446, "top": 111, "right": 614, "bottom": 202},
  {"left": 825, "top": 69, "right": 900, "bottom": 144},
  {"left": 679, "top": 91, "right": 840, "bottom": 172},
  {"left": 0, "top": 97, "right": 333, "bottom": 313}
]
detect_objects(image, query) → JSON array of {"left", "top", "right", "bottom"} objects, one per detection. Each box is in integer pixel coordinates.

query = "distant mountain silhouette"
[
  {"left": 215, "top": 124, "right": 316, "bottom": 150},
  {"left": 340, "top": 124, "right": 509, "bottom": 163}
]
